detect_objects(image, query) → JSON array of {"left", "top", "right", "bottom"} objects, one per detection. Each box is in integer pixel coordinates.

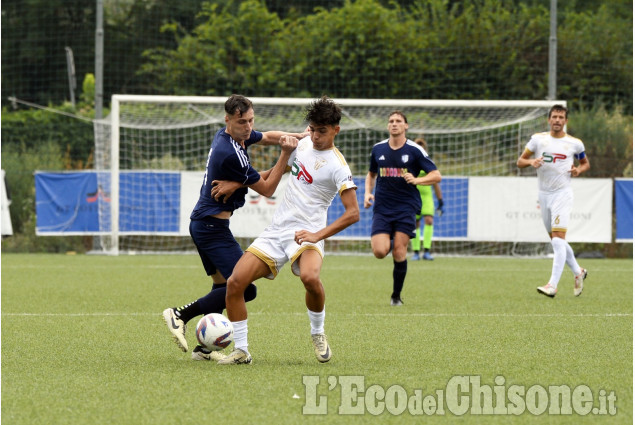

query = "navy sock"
[
  {"left": 175, "top": 301, "right": 203, "bottom": 324},
  {"left": 175, "top": 283, "right": 229, "bottom": 324},
  {"left": 196, "top": 283, "right": 258, "bottom": 317},
  {"left": 391, "top": 259, "right": 407, "bottom": 299}
]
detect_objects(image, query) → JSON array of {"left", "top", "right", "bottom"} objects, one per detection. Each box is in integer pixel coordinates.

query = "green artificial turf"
[{"left": 2, "top": 254, "right": 632, "bottom": 424}]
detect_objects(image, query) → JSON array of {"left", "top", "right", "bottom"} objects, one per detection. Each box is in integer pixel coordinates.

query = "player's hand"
[
  {"left": 403, "top": 172, "right": 416, "bottom": 184},
  {"left": 295, "top": 230, "right": 318, "bottom": 245},
  {"left": 436, "top": 199, "right": 444, "bottom": 216},
  {"left": 363, "top": 193, "right": 374, "bottom": 209},
  {"left": 279, "top": 135, "right": 298, "bottom": 153},
  {"left": 532, "top": 157, "right": 544, "bottom": 168},
  {"left": 569, "top": 165, "right": 581, "bottom": 177},
  {"left": 211, "top": 180, "right": 242, "bottom": 203}
]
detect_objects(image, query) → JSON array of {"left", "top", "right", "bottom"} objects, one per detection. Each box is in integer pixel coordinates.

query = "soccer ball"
[{"left": 195, "top": 313, "right": 234, "bottom": 351}]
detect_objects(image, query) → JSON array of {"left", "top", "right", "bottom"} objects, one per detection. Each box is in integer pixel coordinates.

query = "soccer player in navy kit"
[
  {"left": 162, "top": 94, "right": 305, "bottom": 359},
  {"left": 364, "top": 111, "right": 441, "bottom": 306}
]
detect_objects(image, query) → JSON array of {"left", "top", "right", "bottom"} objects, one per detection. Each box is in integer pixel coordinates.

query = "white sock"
[
  {"left": 232, "top": 319, "right": 249, "bottom": 353},
  {"left": 307, "top": 308, "right": 325, "bottom": 335},
  {"left": 564, "top": 241, "right": 582, "bottom": 276},
  {"left": 549, "top": 237, "right": 567, "bottom": 288}
]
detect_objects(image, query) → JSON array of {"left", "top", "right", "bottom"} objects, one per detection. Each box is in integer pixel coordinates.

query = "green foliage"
[
  {"left": 80, "top": 73, "right": 95, "bottom": 106},
  {"left": 558, "top": 4, "right": 633, "bottom": 109},
  {"left": 567, "top": 104, "right": 633, "bottom": 178},
  {"left": 135, "top": 0, "right": 632, "bottom": 110},
  {"left": 3, "top": 0, "right": 632, "bottom": 111},
  {"left": 0, "top": 134, "right": 93, "bottom": 253},
  {"left": 283, "top": 0, "right": 433, "bottom": 98},
  {"left": 1, "top": 105, "right": 95, "bottom": 162},
  {"left": 2, "top": 254, "right": 632, "bottom": 423},
  {"left": 1, "top": 0, "right": 97, "bottom": 105},
  {"left": 2, "top": 141, "right": 64, "bottom": 234},
  {"left": 139, "top": 0, "right": 286, "bottom": 96}
]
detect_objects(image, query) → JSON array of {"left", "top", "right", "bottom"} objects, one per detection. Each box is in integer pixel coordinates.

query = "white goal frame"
[{"left": 101, "top": 95, "right": 566, "bottom": 255}]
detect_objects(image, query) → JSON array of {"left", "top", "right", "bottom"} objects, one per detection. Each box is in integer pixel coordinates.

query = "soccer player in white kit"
[
  {"left": 220, "top": 96, "right": 360, "bottom": 364},
  {"left": 517, "top": 104, "right": 590, "bottom": 298}
]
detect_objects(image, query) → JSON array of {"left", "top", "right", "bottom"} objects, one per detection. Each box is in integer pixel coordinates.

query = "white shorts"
[
  {"left": 246, "top": 224, "right": 324, "bottom": 279},
  {"left": 538, "top": 188, "right": 573, "bottom": 234}
]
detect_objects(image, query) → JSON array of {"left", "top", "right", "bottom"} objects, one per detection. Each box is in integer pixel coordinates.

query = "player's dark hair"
[
  {"left": 225, "top": 94, "right": 253, "bottom": 117},
  {"left": 389, "top": 110, "right": 408, "bottom": 124},
  {"left": 305, "top": 95, "right": 342, "bottom": 126},
  {"left": 548, "top": 104, "right": 568, "bottom": 119},
  {"left": 414, "top": 137, "right": 427, "bottom": 150}
]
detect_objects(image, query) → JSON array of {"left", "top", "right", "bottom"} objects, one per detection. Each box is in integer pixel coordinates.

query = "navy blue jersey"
[
  {"left": 368, "top": 139, "right": 438, "bottom": 215},
  {"left": 190, "top": 128, "right": 263, "bottom": 219}
]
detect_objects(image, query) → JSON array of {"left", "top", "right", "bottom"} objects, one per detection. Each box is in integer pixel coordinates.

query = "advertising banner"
[
  {"left": 35, "top": 172, "right": 615, "bottom": 244},
  {"left": 35, "top": 172, "right": 101, "bottom": 234},
  {"left": 468, "top": 177, "right": 612, "bottom": 242},
  {"left": 615, "top": 178, "right": 633, "bottom": 242}
]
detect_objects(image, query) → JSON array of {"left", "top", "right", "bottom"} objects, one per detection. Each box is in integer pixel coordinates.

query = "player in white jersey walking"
[
  {"left": 517, "top": 104, "right": 590, "bottom": 297},
  {"left": 219, "top": 96, "right": 359, "bottom": 364}
]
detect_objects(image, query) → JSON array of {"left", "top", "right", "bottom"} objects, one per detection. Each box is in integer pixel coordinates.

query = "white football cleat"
[
  {"left": 191, "top": 344, "right": 226, "bottom": 361},
  {"left": 574, "top": 268, "right": 587, "bottom": 297},
  {"left": 537, "top": 283, "right": 557, "bottom": 298},
  {"left": 162, "top": 308, "right": 188, "bottom": 352},
  {"left": 311, "top": 334, "right": 332, "bottom": 363},
  {"left": 217, "top": 348, "right": 252, "bottom": 365}
]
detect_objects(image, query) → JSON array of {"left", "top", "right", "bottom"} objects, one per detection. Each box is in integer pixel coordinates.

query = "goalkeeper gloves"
[{"left": 436, "top": 199, "right": 444, "bottom": 216}]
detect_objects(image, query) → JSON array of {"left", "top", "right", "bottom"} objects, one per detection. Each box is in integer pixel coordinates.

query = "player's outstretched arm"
[
  {"left": 294, "top": 188, "right": 360, "bottom": 245},
  {"left": 260, "top": 130, "right": 309, "bottom": 146},
  {"left": 211, "top": 136, "right": 297, "bottom": 202},
  {"left": 249, "top": 135, "right": 297, "bottom": 197}
]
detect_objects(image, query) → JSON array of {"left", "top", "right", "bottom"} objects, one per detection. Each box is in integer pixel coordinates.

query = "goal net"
[{"left": 93, "top": 96, "right": 564, "bottom": 256}]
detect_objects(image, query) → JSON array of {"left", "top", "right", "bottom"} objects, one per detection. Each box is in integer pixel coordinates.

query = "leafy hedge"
[
  {"left": 1, "top": 103, "right": 95, "bottom": 164},
  {"left": 137, "top": 0, "right": 632, "bottom": 110}
]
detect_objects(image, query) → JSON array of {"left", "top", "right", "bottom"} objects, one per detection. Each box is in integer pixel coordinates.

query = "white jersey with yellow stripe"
[
  {"left": 524, "top": 132, "right": 586, "bottom": 193},
  {"left": 270, "top": 136, "right": 356, "bottom": 232}
]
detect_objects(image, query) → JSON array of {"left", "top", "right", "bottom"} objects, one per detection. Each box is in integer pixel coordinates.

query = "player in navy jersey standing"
[
  {"left": 162, "top": 94, "right": 305, "bottom": 359},
  {"left": 364, "top": 111, "right": 441, "bottom": 306}
]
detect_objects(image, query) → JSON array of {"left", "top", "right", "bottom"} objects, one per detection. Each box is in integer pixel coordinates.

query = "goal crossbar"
[{"left": 97, "top": 96, "right": 566, "bottom": 256}]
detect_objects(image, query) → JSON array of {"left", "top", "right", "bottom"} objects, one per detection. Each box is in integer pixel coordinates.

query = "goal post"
[{"left": 94, "top": 95, "right": 565, "bottom": 255}]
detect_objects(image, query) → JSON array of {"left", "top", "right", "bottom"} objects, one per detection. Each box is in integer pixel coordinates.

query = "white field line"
[
  {"left": 3, "top": 264, "right": 633, "bottom": 273},
  {"left": 2, "top": 312, "right": 631, "bottom": 318}
]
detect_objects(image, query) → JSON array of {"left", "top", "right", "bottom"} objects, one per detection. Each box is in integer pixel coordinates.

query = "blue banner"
[
  {"left": 35, "top": 172, "right": 101, "bottom": 233},
  {"left": 327, "top": 177, "right": 469, "bottom": 238},
  {"left": 119, "top": 172, "right": 181, "bottom": 232},
  {"left": 615, "top": 179, "right": 633, "bottom": 241},
  {"left": 35, "top": 171, "right": 181, "bottom": 234}
]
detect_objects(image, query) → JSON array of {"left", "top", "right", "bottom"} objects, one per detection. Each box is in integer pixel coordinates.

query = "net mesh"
[{"left": 94, "top": 96, "right": 560, "bottom": 256}]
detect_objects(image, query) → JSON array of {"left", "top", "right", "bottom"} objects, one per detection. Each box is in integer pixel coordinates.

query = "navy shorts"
[
  {"left": 371, "top": 210, "right": 417, "bottom": 239},
  {"left": 189, "top": 217, "right": 243, "bottom": 280}
]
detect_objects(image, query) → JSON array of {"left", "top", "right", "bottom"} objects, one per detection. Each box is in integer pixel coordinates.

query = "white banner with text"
[{"left": 467, "top": 177, "right": 612, "bottom": 243}]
